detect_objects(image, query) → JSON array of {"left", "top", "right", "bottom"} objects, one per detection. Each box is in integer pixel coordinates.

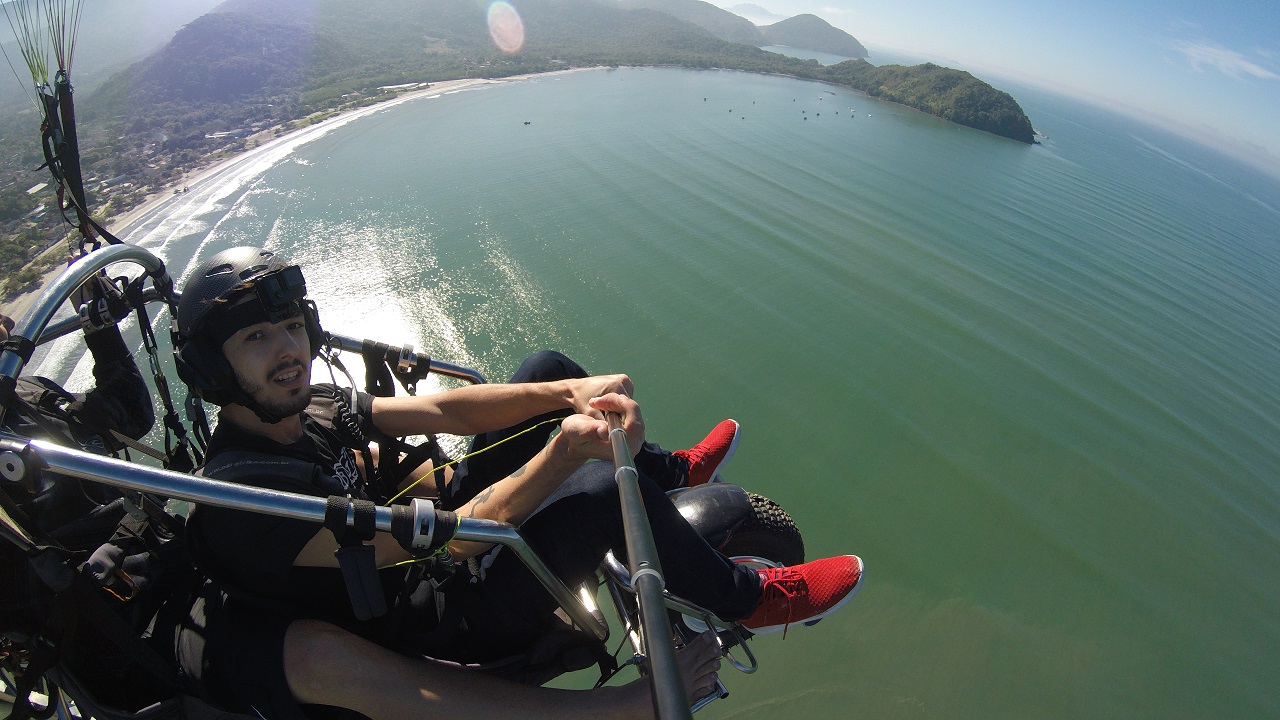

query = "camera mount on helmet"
[
  {"left": 203, "top": 264, "right": 312, "bottom": 351},
  {"left": 255, "top": 264, "right": 308, "bottom": 322}
]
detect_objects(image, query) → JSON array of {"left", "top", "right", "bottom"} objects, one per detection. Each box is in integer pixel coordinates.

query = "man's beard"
[{"left": 234, "top": 359, "right": 312, "bottom": 419}]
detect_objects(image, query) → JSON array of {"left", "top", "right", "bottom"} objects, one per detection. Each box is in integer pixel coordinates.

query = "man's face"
[{"left": 219, "top": 306, "right": 313, "bottom": 419}]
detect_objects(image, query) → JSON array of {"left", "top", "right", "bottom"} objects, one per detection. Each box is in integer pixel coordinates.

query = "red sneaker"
[
  {"left": 742, "top": 555, "right": 864, "bottom": 637},
  {"left": 673, "top": 419, "right": 740, "bottom": 487}
]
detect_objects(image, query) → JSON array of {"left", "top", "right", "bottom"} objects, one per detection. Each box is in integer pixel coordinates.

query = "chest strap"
[{"left": 324, "top": 495, "right": 386, "bottom": 621}]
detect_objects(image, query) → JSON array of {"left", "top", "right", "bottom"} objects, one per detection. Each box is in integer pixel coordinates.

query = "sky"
[{"left": 714, "top": 0, "right": 1280, "bottom": 179}]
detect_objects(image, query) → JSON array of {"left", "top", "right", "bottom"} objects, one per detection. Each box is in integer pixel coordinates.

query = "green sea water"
[{"left": 45, "top": 66, "right": 1280, "bottom": 717}]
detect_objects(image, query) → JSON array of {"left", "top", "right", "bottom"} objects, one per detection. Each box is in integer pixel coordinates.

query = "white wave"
[
  {"left": 1129, "top": 134, "right": 1278, "bottom": 216},
  {"left": 268, "top": 218, "right": 477, "bottom": 390}
]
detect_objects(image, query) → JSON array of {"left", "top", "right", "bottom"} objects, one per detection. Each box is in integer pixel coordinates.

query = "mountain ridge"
[
  {"left": 0, "top": 0, "right": 1034, "bottom": 288},
  {"left": 727, "top": 3, "right": 786, "bottom": 25},
  {"left": 761, "top": 14, "right": 867, "bottom": 58},
  {"left": 78, "top": 0, "right": 1035, "bottom": 196}
]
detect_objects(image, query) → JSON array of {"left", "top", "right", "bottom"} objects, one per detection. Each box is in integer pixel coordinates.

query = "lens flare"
[{"left": 487, "top": 1, "right": 525, "bottom": 54}]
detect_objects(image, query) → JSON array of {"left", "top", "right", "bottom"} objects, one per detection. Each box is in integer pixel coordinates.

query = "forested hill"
[
  {"left": 761, "top": 14, "right": 867, "bottom": 58},
  {"left": 618, "top": 0, "right": 764, "bottom": 45},
  {"left": 825, "top": 60, "right": 1035, "bottom": 143},
  {"left": 618, "top": 0, "right": 866, "bottom": 59},
  {"left": 85, "top": 0, "right": 1031, "bottom": 146},
  {"left": 0, "top": 0, "right": 1034, "bottom": 294}
]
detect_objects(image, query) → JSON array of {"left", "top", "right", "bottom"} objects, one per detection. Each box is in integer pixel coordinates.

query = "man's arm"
[
  {"left": 295, "top": 393, "right": 645, "bottom": 566},
  {"left": 426, "top": 391, "right": 644, "bottom": 559},
  {"left": 295, "top": 431, "right": 583, "bottom": 567},
  {"left": 68, "top": 325, "right": 155, "bottom": 440},
  {"left": 367, "top": 374, "right": 633, "bottom": 438}
]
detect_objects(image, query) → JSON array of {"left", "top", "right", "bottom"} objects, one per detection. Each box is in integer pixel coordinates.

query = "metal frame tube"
[
  {"left": 325, "top": 332, "right": 486, "bottom": 385},
  {"left": 1, "top": 244, "right": 168, "bottom": 383},
  {"left": 33, "top": 287, "right": 168, "bottom": 348},
  {"left": 607, "top": 415, "right": 692, "bottom": 720},
  {"left": 1, "top": 436, "right": 606, "bottom": 640}
]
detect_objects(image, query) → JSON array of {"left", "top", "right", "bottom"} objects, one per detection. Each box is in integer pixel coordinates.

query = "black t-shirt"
[{"left": 186, "top": 385, "right": 402, "bottom": 629}]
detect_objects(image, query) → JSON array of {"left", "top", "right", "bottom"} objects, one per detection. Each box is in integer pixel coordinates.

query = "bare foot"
[
  {"left": 676, "top": 631, "right": 722, "bottom": 705},
  {"left": 617, "top": 631, "right": 722, "bottom": 718}
]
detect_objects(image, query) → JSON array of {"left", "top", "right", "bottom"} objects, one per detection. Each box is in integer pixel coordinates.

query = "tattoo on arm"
[
  {"left": 464, "top": 462, "right": 527, "bottom": 518},
  {"left": 467, "top": 486, "right": 496, "bottom": 518}
]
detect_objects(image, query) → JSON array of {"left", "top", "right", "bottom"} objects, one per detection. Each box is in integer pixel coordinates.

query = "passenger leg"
[
  {"left": 452, "top": 461, "right": 761, "bottom": 657},
  {"left": 282, "top": 619, "right": 720, "bottom": 720},
  {"left": 444, "top": 351, "right": 585, "bottom": 508}
]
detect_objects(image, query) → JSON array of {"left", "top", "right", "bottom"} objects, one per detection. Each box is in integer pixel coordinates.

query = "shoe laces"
[
  {"left": 757, "top": 566, "right": 807, "bottom": 638},
  {"left": 678, "top": 442, "right": 712, "bottom": 465}
]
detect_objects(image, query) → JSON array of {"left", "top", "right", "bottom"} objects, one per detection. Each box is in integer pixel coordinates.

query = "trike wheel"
[{"left": 719, "top": 492, "right": 805, "bottom": 568}]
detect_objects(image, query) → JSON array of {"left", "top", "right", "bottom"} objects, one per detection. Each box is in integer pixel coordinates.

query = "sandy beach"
[{"left": 1, "top": 71, "right": 582, "bottom": 324}]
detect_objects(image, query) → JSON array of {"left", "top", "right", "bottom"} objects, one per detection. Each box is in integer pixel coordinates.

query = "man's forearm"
[
  {"left": 447, "top": 432, "right": 583, "bottom": 559},
  {"left": 370, "top": 380, "right": 577, "bottom": 438},
  {"left": 74, "top": 325, "right": 155, "bottom": 439}
]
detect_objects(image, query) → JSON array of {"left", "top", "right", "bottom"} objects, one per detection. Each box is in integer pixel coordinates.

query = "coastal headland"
[{"left": 0, "top": 0, "right": 1034, "bottom": 306}]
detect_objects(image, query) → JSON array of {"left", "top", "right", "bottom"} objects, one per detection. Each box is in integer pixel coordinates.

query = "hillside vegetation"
[
  {"left": 618, "top": 0, "right": 763, "bottom": 45},
  {"left": 83, "top": 0, "right": 1031, "bottom": 150},
  {"left": 825, "top": 60, "right": 1034, "bottom": 143},
  {"left": 0, "top": 0, "right": 1033, "bottom": 296},
  {"left": 762, "top": 14, "right": 867, "bottom": 58}
]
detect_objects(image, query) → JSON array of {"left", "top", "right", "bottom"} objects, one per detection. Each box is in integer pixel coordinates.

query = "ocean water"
[{"left": 37, "top": 67, "right": 1280, "bottom": 718}]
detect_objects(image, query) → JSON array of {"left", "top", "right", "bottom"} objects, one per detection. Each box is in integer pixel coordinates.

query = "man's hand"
[
  {"left": 566, "top": 374, "right": 633, "bottom": 418},
  {"left": 73, "top": 274, "right": 130, "bottom": 334},
  {"left": 557, "top": 391, "right": 646, "bottom": 461}
]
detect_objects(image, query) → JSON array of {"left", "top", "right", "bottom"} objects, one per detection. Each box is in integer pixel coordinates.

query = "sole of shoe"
[
  {"left": 705, "top": 419, "right": 740, "bottom": 484},
  {"left": 743, "top": 555, "right": 864, "bottom": 636}
]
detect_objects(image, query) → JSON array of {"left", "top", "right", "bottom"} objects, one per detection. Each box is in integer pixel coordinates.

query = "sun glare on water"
[{"left": 487, "top": 1, "right": 525, "bottom": 54}]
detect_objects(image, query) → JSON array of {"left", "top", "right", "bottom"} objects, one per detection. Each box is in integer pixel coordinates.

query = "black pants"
[
  {"left": 425, "top": 351, "right": 760, "bottom": 661},
  {"left": 443, "top": 350, "right": 687, "bottom": 508}
]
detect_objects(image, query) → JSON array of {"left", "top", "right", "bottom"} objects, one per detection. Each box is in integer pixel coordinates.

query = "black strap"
[
  {"left": 377, "top": 432, "right": 446, "bottom": 500},
  {"left": 362, "top": 343, "right": 397, "bottom": 398},
  {"left": 2, "top": 529, "right": 181, "bottom": 720},
  {"left": 126, "top": 278, "right": 202, "bottom": 470},
  {"left": 324, "top": 496, "right": 378, "bottom": 543},
  {"left": 70, "top": 571, "right": 179, "bottom": 689},
  {"left": 324, "top": 496, "right": 386, "bottom": 621},
  {"left": 6, "top": 392, "right": 81, "bottom": 452},
  {"left": 353, "top": 343, "right": 449, "bottom": 496},
  {"left": 6, "top": 380, "right": 173, "bottom": 474},
  {"left": 5, "top": 591, "right": 70, "bottom": 720},
  {"left": 1, "top": 336, "right": 36, "bottom": 364}
]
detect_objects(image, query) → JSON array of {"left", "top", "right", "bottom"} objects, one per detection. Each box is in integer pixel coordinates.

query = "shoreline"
[{"left": 1, "top": 69, "right": 596, "bottom": 323}]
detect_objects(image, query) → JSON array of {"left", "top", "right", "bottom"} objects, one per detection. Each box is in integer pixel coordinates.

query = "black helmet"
[{"left": 174, "top": 247, "right": 324, "bottom": 419}]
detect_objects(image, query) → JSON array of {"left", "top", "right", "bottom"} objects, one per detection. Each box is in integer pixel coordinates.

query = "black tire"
[{"left": 719, "top": 493, "right": 805, "bottom": 567}]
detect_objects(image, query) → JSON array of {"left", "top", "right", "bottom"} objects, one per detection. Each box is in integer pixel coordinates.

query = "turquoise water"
[{"left": 43, "top": 66, "right": 1280, "bottom": 717}]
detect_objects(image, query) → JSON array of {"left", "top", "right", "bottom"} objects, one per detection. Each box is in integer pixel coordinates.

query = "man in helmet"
[{"left": 161, "top": 246, "right": 864, "bottom": 720}]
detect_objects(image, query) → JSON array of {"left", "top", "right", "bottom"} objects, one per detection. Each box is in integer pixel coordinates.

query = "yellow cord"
[{"left": 382, "top": 416, "right": 564, "bottom": 506}]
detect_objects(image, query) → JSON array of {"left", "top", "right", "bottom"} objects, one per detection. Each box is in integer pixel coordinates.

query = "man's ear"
[{"left": 175, "top": 338, "right": 232, "bottom": 405}]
